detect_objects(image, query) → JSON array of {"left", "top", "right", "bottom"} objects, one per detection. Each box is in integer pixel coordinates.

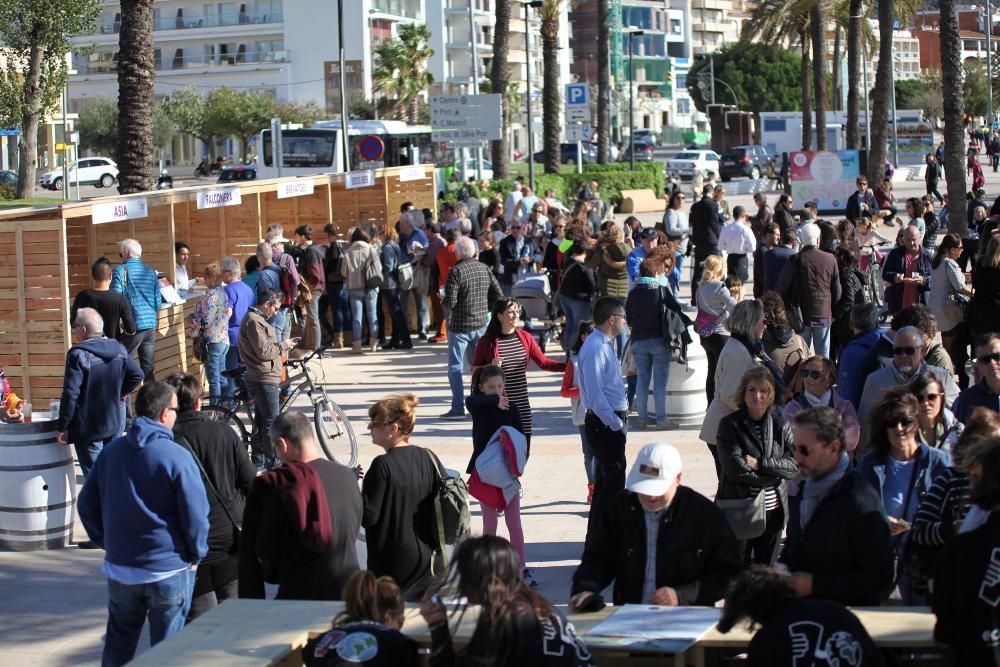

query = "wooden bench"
[
  {"left": 129, "top": 599, "right": 940, "bottom": 667},
  {"left": 618, "top": 189, "right": 665, "bottom": 214}
]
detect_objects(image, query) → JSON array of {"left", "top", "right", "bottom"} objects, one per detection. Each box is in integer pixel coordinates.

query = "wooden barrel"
[
  {"left": 0, "top": 420, "right": 76, "bottom": 551},
  {"left": 665, "top": 337, "right": 709, "bottom": 426}
]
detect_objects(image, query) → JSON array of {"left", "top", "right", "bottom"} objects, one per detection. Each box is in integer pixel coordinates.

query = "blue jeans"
[
  {"left": 204, "top": 341, "right": 229, "bottom": 400},
  {"left": 448, "top": 324, "right": 487, "bottom": 412},
  {"left": 632, "top": 337, "right": 672, "bottom": 422},
  {"left": 384, "top": 288, "right": 411, "bottom": 346},
  {"left": 222, "top": 345, "right": 241, "bottom": 398},
  {"left": 559, "top": 295, "right": 592, "bottom": 353},
  {"left": 246, "top": 380, "right": 280, "bottom": 468},
  {"left": 103, "top": 567, "right": 195, "bottom": 667},
  {"left": 73, "top": 427, "right": 120, "bottom": 479},
  {"left": 323, "top": 282, "right": 351, "bottom": 333},
  {"left": 349, "top": 288, "right": 378, "bottom": 344},
  {"left": 579, "top": 425, "right": 595, "bottom": 484},
  {"left": 269, "top": 308, "right": 290, "bottom": 342},
  {"left": 406, "top": 289, "right": 429, "bottom": 334},
  {"left": 801, "top": 324, "right": 831, "bottom": 359},
  {"left": 124, "top": 328, "right": 156, "bottom": 382}
]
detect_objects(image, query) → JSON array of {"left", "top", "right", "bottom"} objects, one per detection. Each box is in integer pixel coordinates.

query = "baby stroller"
[{"left": 511, "top": 271, "right": 563, "bottom": 353}]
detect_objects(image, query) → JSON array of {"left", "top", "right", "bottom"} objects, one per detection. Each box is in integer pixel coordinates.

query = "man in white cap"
[{"left": 570, "top": 443, "right": 740, "bottom": 610}]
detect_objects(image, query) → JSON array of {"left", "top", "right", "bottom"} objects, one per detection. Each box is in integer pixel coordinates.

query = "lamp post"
[
  {"left": 469, "top": 0, "right": 483, "bottom": 181},
  {"left": 853, "top": 4, "right": 872, "bottom": 149},
  {"left": 987, "top": 1, "right": 995, "bottom": 129},
  {"left": 337, "top": 0, "right": 349, "bottom": 171},
  {"left": 627, "top": 29, "right": 645, "bottom": 172},
  {"left": 890, "top": 49, "right": 899, "bottom": 169},
  {"left": 523, "top": 0, "right": 543, "bottom": 192}
]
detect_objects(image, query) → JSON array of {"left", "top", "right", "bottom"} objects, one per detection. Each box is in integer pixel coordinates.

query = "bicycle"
[
  {"left": 860, "top": 242, "right": 890, "bottom": 321},
  {"left": 202, "top": 346, "right": 359, "bottom": 467}
]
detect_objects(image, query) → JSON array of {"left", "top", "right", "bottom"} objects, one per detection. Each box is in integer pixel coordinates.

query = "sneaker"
[
  {"left": 656, "top": 420, "right": 677, "bottom": 430},
  {"left": 428, "top": 335, "right": 447, "bottom": 344},
  {"left": 439, "top": 409, "right": 467, "bottom": 420},
  {"left": 523, "top": 568, "right": 539, "bottom": 587},
  {"left": 418, "top": 332, "right": 428, "bottom": 341}
]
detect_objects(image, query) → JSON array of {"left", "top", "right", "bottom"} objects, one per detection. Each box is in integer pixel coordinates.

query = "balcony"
[
  {"left": 371, "top": 0, "right": 423, "bottom": 20},
  {"left": 73, "top": 49, "right": 289, "bottom": 75},
  {"left": 98, "top": 12, "right": 283, "bottom": 34}
]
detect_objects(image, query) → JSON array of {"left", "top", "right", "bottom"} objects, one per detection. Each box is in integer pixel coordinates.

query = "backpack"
[
  {"left": 423, "top": 448, "right": 471, "bottom": 572},
  {"left": 325, "top": 241, "right": 346, "bottom": 284}
]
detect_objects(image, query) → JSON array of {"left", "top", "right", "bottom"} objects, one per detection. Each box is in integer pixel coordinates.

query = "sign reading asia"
[
  {"left": 92, "top": 198, "right": 149, "bottom": 225},
  {"left": 788, "top": 150, "right": 860, "bottom": 212},
  {"left": 197, "top": 187, "right": 242, "bottom": 209}
]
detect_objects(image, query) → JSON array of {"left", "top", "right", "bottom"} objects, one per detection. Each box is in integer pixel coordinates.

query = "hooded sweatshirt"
[
  {"left": 78, "top": 417, "right": 210, "bottom": 572},
  {"left": 58, "top": 336, "right": 144, "bottom": 441}
]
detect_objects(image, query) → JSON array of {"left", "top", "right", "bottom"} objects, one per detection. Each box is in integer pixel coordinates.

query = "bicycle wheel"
[
  {"left": 314, "top": 389, "right": 358, "bottom": 467},
  {"left": 202, "top": 403, "right": 251, "bottom": 450}
]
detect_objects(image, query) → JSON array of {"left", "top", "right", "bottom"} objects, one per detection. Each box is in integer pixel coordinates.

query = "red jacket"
[
  {"left": 471, "top": 328, "right": 566, "bottom": 374},
  {"left": 560, "top": 363, "right": 580, "bottom": 398}
]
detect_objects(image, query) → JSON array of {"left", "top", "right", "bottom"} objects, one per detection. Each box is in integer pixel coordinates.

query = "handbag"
[
  {"left": 192, "top": 327, "right": 209, "bottom": 363},
  {"left": 621, "top": 338, "right": 637, "bottom": 376},
  {"left": 715, "top": 492, "right": 767, "bottom": 540},
  {"left": 364, "top": 249, "right": 384, "bottom": 290},
  {"left": 945, "top": 290, "right": 970, "bottom": 321},
  {"left": 176, "top": 435, "right": 242, "bottom": 551}
]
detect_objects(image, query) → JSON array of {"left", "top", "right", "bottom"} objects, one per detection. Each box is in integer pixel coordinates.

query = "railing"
[
  {"left": 74, "top": 49, "right": 288, "bottom": 74},
  {"left": 98, "top": 12, "right": 284, "bottom": 34},
  {"left": 370, "top": 1, "right": 422, "bottom": 19}
]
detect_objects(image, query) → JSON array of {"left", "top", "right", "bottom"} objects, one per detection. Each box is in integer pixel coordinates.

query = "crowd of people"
[{"left": 37, "top": 150, "right": 1000, "bottom": 665}]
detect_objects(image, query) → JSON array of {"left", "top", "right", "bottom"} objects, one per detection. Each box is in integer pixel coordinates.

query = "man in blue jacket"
[
  {"left": 57, "top": 308, "right": 143, "bottom": 478},
  {"left": 111, "top": 238, "right": 162, "bottom": 381},
  {"left": 836, "top": 304, "right": 882, "bottom": 411},
  {"left": 78, "top": 381, "right": 210, "bottom": 666}
]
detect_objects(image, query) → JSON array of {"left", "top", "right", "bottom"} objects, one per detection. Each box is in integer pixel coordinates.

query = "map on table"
[{"left": 584, "top": 605, "right": 721, "bottom": 653}]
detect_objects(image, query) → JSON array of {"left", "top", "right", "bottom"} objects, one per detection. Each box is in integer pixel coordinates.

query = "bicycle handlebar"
[{"left": 285, "top": 345, "right": 330, "bottom": 369}]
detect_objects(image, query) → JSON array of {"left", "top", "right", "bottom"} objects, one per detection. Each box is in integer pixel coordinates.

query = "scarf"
[
  {"left": 799, "top": 452, "right": 851, "bottom": 529},
  {"left": 804, "top": 389, "right": 832, "bottom": 408},
  {"left": 765, "top": 324, "right": 795, "bottom": 347},
  {"left": 732, "top": 332, "right": 788, "bottom": 395}
]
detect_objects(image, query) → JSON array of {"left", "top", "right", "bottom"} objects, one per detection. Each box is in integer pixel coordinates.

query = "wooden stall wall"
[{"left": 384, "top": 171, "right": 435, "bottom": 219}]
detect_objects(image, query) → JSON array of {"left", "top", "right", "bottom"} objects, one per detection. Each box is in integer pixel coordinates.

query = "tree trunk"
[
  {"left": 541, "top": 15, "right": 561, "bottom": 174},
  {"left": 940, "top": 0, "right": 968, "bottom": 235},
  {"left": 811, "top": 3, "right": 827, "bottom": 150},
  {"left": 491, "top": 0, "right": 511, "bottom": 179},
  {"left": 831, "top": 25, "right": 841, "bottom": 113},
  {"left": 846, "top": 0, "right": 862, "bottom": 148},
  {"left": 597, "top": 0, "right": 611, "bottom": 163},
  {"left": 117, "top": 0, "right": 155, "bottom": 194},
  {"left": 801, "top": 34, "right": 812, "bottom": 151},
  {"left": 868, "top": 0, "right": 893, "bottom": 185},
  {"left": 15, "top": 33, "right": 46, "bottom": 200}
]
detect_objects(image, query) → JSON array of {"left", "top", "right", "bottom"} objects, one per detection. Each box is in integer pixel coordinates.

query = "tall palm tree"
[
  {"left": 940, "top": 0, "right": 968, "bottom": 235},
  {"left": 372, "top": 24, "right": 434, "bottom": 124},
  {"left": 800, "top": 28, "right": 813, "bottom": 151},
  {"left": 491, "top": 0, "right": 512, "bottom": 178},
  {"left": 538, "top": 0, "right": 566, "bottom": 174},
  {"left": 117, "top": 0, "right": 155, "bottom": 193},
  {"left": 810, "top": 3, "right": 827, "bottom": 149},
  {"left": 597, "top": 0, "right": 610, "bottom": 163}
]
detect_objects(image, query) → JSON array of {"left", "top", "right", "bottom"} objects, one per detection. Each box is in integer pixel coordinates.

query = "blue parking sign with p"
[{"left": 566, "top": 84, "right": 588, "bottom": 106}]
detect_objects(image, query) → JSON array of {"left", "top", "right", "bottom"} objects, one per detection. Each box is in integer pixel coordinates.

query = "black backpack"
[{"left": 325, "top": 241, "right": 346, "bottom": 284}]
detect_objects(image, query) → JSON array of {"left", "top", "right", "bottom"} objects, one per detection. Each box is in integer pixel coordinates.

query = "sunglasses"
[
  {"left": 794, "top": 444, "right": 820, "bottom": 457},
  {"left": 886, "top": 416, "right": 916, "bottom": 429},
  {"left": 799, "top": 369, "right": 825, "bottom": 380},
  {"left": 977, "top": 352, "right": 1000, "bottom": 365},
  {"left": 893, "top": 346, "right": 918, "bottom": 356},
  {"left": 917, "top": 393, "right": 941, "bottom": 402},
  {"left": 511, "top": 226, "right": 523, "bottom": 230}
]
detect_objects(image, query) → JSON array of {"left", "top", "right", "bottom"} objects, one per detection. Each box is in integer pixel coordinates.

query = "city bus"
[{"left": 255, "top": 120, "right": 450, "bottom": 179}]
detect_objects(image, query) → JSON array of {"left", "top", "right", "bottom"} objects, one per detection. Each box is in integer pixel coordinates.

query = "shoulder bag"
[
  {"left": 364, "top": 247, "right": 384, "bottom": 290},
  {"left": 177, "top": 435, "right": 242, "bottom": 551},
  {"left": 424, "top": 448, "right": 471, "bottom": 574}
]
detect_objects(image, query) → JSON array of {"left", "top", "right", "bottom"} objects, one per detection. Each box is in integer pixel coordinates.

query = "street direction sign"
[
  {"left": 567, "top": 107, "right": 591, "bottom": 122},
  {"left": 566, "top": 84, "right": 588, "bottom": 107},
  {"left": 432, "top": 94, "right": 502, "bottom": 142},
  {"left": 359, "top": 135, "right": 384, "bottom": 161},
  {"left": 566, "top": 124, "right": 593, "bottom": 142}
]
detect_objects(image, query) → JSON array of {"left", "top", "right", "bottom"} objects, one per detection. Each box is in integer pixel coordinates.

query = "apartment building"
[{"left": 915, "top": 5, "right": 998, "bottom": 71}]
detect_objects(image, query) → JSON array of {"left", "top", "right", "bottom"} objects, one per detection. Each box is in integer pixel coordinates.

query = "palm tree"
[
  {"left": 538, "top": 0, "right": 566, "bottom": 174},
  {"left": 810, "top": 3, "right": 827, "bottom": 149},
  {"left": 117, "top": 0, "right": 155, "bottom": 193},
  {"left": 800, "top": 27, "right": 812, "bottom": 151},
  {"left": 491, "top": 0, "right": 512, "bottom": 178},
  {"left": 597, "top": 0, "right": 610, "bottom": 163},
  {"left": 940, "top": 0, "right": 968, "bottom": 235},
  {"left": 372, "top": 24, "right": 434, "bottom": 124}
]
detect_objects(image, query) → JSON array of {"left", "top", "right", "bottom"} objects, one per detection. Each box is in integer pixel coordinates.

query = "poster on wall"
[{"left": 788, "top": 150, "right": 861, "bottom": 212}]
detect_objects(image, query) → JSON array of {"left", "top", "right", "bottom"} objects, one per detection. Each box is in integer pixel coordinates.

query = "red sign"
[{"left": 359, "top": 135, "right": 384, "bottom": 161}]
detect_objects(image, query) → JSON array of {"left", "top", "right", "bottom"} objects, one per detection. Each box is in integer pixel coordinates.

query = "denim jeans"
[
  {"left": 579, "top": 425, "right": 595, "bottom": 484},
  {"left": 270, "top": 308, "right": 290, "bottom": 342},
  {"left": 384, "top": 288, "right": 412, "bottom": 346},
  {"left": 447, "top": 324, "right": 488, "bottom": 412},
  {"left": 559, "top": 295, "right": 592, "bottom": 353},
  {"left": 124, "top": 328, "right": 156, "bottom": 382},
  {"left": 304, "top": 290, "right": 321, "bottom": 350},
  {"left": 246, "top": 380, "right": 280, "bottom": 468},
  {"left": 222, "top": 346, "right": 241, "bottom": 398},
  {"left": 349, "top": 288, "right": 378, "bottom": 344},
  {"left": 103, "top": 567, "right": 195, "bottom": 667},
  {"left": 406, "top": 289, "right": 429, "bottom": 334},
  {"left": 632, "top": 338, "right": 672, "bottom": 422},
  {"left": 74, "top": 430, "right": 119, "bottom": 479},
  {"left": 801, "top": 324, "right": 831, "bottom": 359},
  {"left": 204, "top": 341, "right": 229, "bottom": 400},
  {"left": 323, "top": 282, "right": 351, "bottom": 333}
]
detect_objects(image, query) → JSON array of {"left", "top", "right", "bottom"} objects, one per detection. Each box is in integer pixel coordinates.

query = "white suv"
[
  {"left": 667, "top": 150, "right": 721, "bottom": 181},
  {"left": 40, "top": 157, "right": 118, "bottom": 190}
]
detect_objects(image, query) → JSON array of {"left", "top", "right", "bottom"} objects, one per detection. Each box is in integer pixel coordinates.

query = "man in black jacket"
[
  {"left": 689, "top": 185, "right": 722, "bottom": 305},
  {"left": 497, "top": 222, "right": 536, "bottom": 296},
  {"left": 783, "top": 407, "right": 893, "bottom": 606},
  {"left": 845, "top": 177, "right": 877, "bottom": 222},
  {"left": 570, "top": 443, "right": 741, "bottom": 609}
]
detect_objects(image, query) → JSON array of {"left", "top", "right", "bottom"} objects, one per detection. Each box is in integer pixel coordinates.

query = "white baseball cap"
[{"left": 626, "top": 443, "right": 683, "bottom": 496}]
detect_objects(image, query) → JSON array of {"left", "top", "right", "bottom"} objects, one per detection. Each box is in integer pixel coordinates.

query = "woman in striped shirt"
[{"left": 471, "top": 296, "right": 566, "bottom": 450}]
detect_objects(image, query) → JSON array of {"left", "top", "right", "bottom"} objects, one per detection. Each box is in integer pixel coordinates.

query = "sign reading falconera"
[
  {"left": 92, "top": 199, "right": 149, "bottom": 225},
  {"left": 197, "top": 188, "right": 242, "bottom": 209}
]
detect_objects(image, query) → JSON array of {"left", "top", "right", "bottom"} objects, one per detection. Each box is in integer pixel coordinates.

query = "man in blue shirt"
[
  {"left": 626, "top": 228, "right": 658, "bottom": 290},
  {"left": 111, "top": 238, "right": 163, "bottom": 381},
  {"left": 578, "top": 296, "right": 629, "bottom": 521},
  {"left": 221, "top": 255, "right": 255, "bottom": 398},
  {"left": 398, "top": 210, "right": 430, "bottom": 338}
]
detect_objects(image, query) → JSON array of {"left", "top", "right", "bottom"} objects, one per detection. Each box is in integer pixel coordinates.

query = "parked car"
[
  {"left": 633, "top": 129, "right": 660, "bottom": 147},
  {"left": 531, "top": 142, "right": 598, "bottom": 165},
  {"left": 39, "top": 157, "right": 118, "bottom": 190},
  {"left": 619, "top": 140, "right": 656, "bottom": 162},
  {"left": 719, "top": 145, "right": 771, "bottom": 181},
  {"left": 667, "top": 150, "right": 721, "bottom": 180},
  {"left": 456, "top": 157, "right": 494, "bottom": 180},
  {"left": 0, "top": 170, "right": 17, "bottom": 188},
  {"left": 217, "top": 165, "right": 257, "bottom": 183}
]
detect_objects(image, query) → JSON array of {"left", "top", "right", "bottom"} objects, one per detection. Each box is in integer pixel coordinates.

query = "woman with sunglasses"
[
  {"left": 782, "top": 356, "right": 860, "bottom": 458},
  {"left": 715, "top": 367, "right": 797, "bottom": 566},
  {"left": 858, "top": 388, "right": 951, "bottom": 604},
  {"left": 910, "top": 372, "right": 963, "bottom": 454}
]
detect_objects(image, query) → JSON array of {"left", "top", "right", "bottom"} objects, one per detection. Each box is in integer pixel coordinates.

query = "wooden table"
[{"left": 129, "top": 600, "right": 938, "bottom": 667}]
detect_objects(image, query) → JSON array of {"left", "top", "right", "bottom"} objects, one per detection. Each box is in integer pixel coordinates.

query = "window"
[
  {"left": 670, "top": 18, "right": 682, "bottom": 35},
  {"left": 676, "top": 98, "right": 691, "bottom": 114},
  {"left": 676, "top": 74, "right": 687, "bottom": 89},
  {"left": 763, "top": 118, "right": 787, "bottom": 132}
]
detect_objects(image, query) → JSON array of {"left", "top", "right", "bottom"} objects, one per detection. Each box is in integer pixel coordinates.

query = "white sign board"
[
  {"left": 92, "top": 198, "right": 149, "bottom": 225},
  {"left": 566, "top": 125, "right": 593, "bottom": 142},
  {"left": 344, "top": 170, "right": 376, "bottom": 189},
  {"left": 358, "top": 160, "right": 385, "bottom": 170},
  {"left": 276, "top": 180, "right": 315, "bottom": 199},
  {"left": 197, "top": 188, "right": 242, "bottom": 209},
  {"left": 398, "top": 166, "right": 426, "bottom": 182},
  {"left": 432, "top": 94, "right": 502, "bottom": 142}
]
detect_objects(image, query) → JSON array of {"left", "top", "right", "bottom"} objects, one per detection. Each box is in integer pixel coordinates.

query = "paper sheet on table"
[{"left": 584, "top": 605, "right": 721, "bottom": 653}]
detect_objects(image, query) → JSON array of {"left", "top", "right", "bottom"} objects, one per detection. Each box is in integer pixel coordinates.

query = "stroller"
[{"left": 511, "top": 271, "right": 563, "bottom": 353}]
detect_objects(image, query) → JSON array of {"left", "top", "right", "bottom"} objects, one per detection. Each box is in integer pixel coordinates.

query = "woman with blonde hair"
[
  {"left": 361, "top": 394, "right": 440, "bottom": 600},
  {"left": 694, "top": 254, "right": 738, "bottom": 401}
]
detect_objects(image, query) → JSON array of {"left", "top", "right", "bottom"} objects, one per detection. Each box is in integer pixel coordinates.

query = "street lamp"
[
  {"left": 626, "top": 28, "right": 645, "bottom": 172},
  {"left": 890, "top": 49, "right": 899, "bottom": 169},
  {"left": 983, "top": 2, "right": 995, "bottom": 129},
  {"left": 521, "top": 0, "right": 543, "bottom": 192},
  {"left": 853, "top": 4, "right": 872, "bottom": 150}
]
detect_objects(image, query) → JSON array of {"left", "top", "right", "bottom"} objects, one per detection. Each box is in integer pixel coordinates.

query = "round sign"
[{"left": 359, "top": 135, "right": 384, "bottom": 161}]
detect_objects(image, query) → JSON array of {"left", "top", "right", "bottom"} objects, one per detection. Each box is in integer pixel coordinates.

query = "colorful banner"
[{"left": 788, "top": 150, "right": 861, "bottom": 211}]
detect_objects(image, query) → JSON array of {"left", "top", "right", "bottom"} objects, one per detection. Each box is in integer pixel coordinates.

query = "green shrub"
[
  {"left": 0, "top": 184, "right": 15, "bottom": 201},
  {"left": 563, "top": 166, "right": 662, "bottom": 207}
]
